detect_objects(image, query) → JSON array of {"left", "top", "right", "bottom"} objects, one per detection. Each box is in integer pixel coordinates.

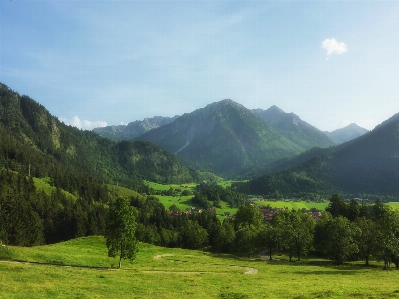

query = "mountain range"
[
  {"left": 134, "top": 99, "right": 335, "bottom": 177},
  {"left": 234, "top": 112, "right": 399, "bottom": 197},
  {"left": 93, "top": 115, "right": 179, "bottom": 141},
  {"left": 3, "top": 81, "right": 396, "bottom": 198},
  {"left": 93, "top": 101, "right": 368, "bottom": 178}
]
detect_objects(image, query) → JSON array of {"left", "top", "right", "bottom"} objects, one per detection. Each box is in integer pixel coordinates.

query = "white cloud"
[
  {"left": 321, "top": 38, "right": 347, "bottom": 56},
  {"left": 60, "top": 116, "right": 107, "bottom": 130}
]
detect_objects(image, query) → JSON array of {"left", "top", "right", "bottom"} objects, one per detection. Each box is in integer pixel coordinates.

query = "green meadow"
[
  {"left": 33, "top": 177, "right": 76, "bottom": 200},
  {"left": 1, "top": 236, "right": 399, "bottom": 299}
]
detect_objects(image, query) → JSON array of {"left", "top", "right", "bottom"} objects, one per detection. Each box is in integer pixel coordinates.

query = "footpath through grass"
[{"left": 2, "top": 236, "right": 399, "bottom": 299}]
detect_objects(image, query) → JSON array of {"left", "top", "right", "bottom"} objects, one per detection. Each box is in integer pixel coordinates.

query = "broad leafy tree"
[
  {"left": 234, "top": 204, "right": 263, "bottom": 230},
  {"left": 105, "top": 197, "right": 139, "bottom": 269},
  {"left": 272, "top": 209, "right": 315, "bottom": 262},
  {"left": 257, "top": 222, "right": 280, "bottom": 260},
  {"left": 355, "top": 217, "right": 378, "bottom": 266},
  {"left": 315, "top": 215, "right": 359, "bottom": 265}
]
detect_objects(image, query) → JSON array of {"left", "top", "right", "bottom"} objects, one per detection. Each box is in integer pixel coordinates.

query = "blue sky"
[{"left": 1, "top": 1, "right": 398, "bottom": 131}]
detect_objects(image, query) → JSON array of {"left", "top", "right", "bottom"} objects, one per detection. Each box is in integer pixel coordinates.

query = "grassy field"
[
  {"left": 255, "top": 200, "right": 329, "bottom": 211},
  {"left": 33, "top": 177, "right": 76, "bottom": 200},
  {"left": 1, "top": 236, "right": 399, "bottom": 299}
]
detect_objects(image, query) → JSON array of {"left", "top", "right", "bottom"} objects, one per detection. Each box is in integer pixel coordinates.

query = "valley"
[{"left": 2, "top": 82, "right": 399, "bottom": 298}]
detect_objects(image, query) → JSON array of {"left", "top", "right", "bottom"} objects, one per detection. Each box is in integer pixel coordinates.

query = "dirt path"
[
  {"left": 0, "top": 260, "right": 118, "bottom": 270},
  {"left": 150, "top": 254, "right": 258, "bottom": 275},
  {"left": 0, "top": 254, "right": 258, "bottom": 275}
]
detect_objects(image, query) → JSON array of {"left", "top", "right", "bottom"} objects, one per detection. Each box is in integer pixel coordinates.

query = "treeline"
[
  {"left": 191, "top": 181, "right": 246, "bottom": 209},
  {"left": 0, "top": 169, "right": 108, "bottom": 246},
  {"left": 131, "top": 193, "right": 399, "bottom": 270}
]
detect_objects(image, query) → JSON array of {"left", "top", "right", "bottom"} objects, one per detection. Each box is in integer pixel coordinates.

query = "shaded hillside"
[
  {"left": 234, "top": 113, "right": 399, "bottom": 197},
  {"left": 135, "top": 99, "right": 308, "bottom": 178},
  {"left": 323, "top": 123, "right": 368, "bottom": 144},
  {"left": 93, "top": 115, "right": 179, "bottom": 141},
  {"left": 252, "top": 106, "right": 335, "bottom": 148},
  {"left": 0, "top": 83, "right": 196, "bottom": 190}
]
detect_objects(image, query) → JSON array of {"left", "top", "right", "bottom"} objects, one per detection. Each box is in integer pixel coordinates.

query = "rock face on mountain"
[
  {"left": 252, "top": 106, "right": 335, "bottom": 148},
  {"left": 93, "top": 115, "right": 179, "bottom": 141},
  {"left": 135, "top": 99, "right": 310, "bottom": 177},
  {"left": 323, "top": 123, "right": 368, "bottom": 144},
  {"left": 236, "top": 112, "right": 399, "bottom": 196}
]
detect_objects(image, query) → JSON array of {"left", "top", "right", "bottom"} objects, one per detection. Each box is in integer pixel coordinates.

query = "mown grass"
[
  {"left": 2, "top": 236, "right": 399, "bottom": 299},
  {"left": 255, "top": 199, "right": 328, "bottom": 211},
  {"left": 33, "top": 177, "right": 76, "bottom": 200}
]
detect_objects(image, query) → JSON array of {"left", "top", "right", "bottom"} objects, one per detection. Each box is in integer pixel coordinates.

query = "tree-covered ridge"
[
  {"left": 234, "top": 112, "right": 399, "bottom": 198},
  {"left": 136, "top": 99, "right": 311, "bottom": 178},
  {"left": 0, "top": 82, "right": 197, "bottom": 189}
]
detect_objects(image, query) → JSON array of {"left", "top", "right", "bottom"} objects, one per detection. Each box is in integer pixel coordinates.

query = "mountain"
[
  {"left": 93, "top": 115, "right": 179, "bottom": 141},
  {"left": 234, "top": 112, "right": 399, "bottom": 197},
  {"left": 0, "top": 83, "right": 196, "bottom": 190},
  {"left": 135, "top": 99, "right": 314, "bottom": 178},
  {"left": 252, "top": 105, "right": 335, "bottom": 148},
  {"left": 323, "top": 123, "right": 368, "bottom": 144}
]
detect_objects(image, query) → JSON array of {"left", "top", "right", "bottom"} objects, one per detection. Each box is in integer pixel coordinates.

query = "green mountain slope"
[
  {"left": 135, "top": 99, "right": 308, "bottom": 178},
  {"left": 0, "top": 83, "right": 196, "bottom": 189},
  {"left": 252, "top": 105, "right": 335, "bottom": 148},
  {"left": 235, "top": 113, "right": 399, "bottom": 197}
]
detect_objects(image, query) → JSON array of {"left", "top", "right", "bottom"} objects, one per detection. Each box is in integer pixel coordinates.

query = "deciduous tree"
[{"left": 105, "top": 197, "right": 139, "bottom": 269}]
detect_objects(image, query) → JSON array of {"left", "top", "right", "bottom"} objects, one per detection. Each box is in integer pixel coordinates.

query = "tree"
[
  {"left": 326, "top": 194, "right": 348, "bottom": 219},
  {"left": 314, "top": 215, "right": 359, "bottom": 265},
  {"left": 374, "top": 209, "right": 399, "bottom": 270},
  {"left": 257, "top": 222, "right": 280, "bottom": 260},
  {"left": 234, "top": 204, "right": 263, "bottom": 257},
  {"left": 213, "top": 220, "right": 236, "bottom": 253},
  {"left": 234, "top": 204, "right": 263, "bottom": 230},
  {"left": 272, "top": 210, "right": 315, "bottom": 262},
  {"left": 355, "top": 217, "right": 378, "bottom": 266},
  {"left": 179, "top": 220, "right": 208, "bottom": 250},
  {"left": 105, "top": 197, "right": 139, "bottom": 269}
]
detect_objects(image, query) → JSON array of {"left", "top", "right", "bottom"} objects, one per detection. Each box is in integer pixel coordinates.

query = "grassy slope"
[
  {"left": 1, "top": 236, "right": 399, "bottom": 299},
  {"left": 146, "top": 181, "right": 328, "bottom": 220},
  {"left": 33, "top": 177, "right": 77, "bottom": 200}
]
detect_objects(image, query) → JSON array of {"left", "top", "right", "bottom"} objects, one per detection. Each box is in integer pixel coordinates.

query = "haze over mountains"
[
  {"left": 93, "top": 115, "right": 179, "bottom": 141},
  {"left": 252, "top": 105, "right": 335, "bottom": 149},
  {"left": 235, "top": 112, "right": 399, "bottom": 197},
  {"left": 94, "top": 101, "right": 368, "bottom": 148},
  {"left": 3, "top": 81, "right": 398, "bottom": 198},
  {"left": 134, "top": 100, "right": 333, "bottom": 177},
  {"left": 93, "top": 99, "right": 368, "bottom": 178},
  {"left": 323, "top": 123, "right": 369, "bottom": 145}
]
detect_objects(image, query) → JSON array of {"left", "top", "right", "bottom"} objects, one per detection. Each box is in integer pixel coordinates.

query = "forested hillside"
[
  {"left": 234, "top": 112, "right": 399, "bottom": 199},
  {"left": 0, "top": 82, "right": 198, "bottom": 246},
  {"left": 0, "top": 83, "right": 196, "bottom": 190}
]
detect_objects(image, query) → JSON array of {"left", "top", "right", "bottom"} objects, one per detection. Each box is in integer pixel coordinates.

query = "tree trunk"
[{"left": 269, "top": 247, "right": 273, "bottom": 261}]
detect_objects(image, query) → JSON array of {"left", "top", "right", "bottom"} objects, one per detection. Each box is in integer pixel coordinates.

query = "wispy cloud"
[
  {"left": 60, "top": 116, "right": 107, "bottom": 131},
  {"left": 321, "top": 38, "right": 347, "bottom": 57}
]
